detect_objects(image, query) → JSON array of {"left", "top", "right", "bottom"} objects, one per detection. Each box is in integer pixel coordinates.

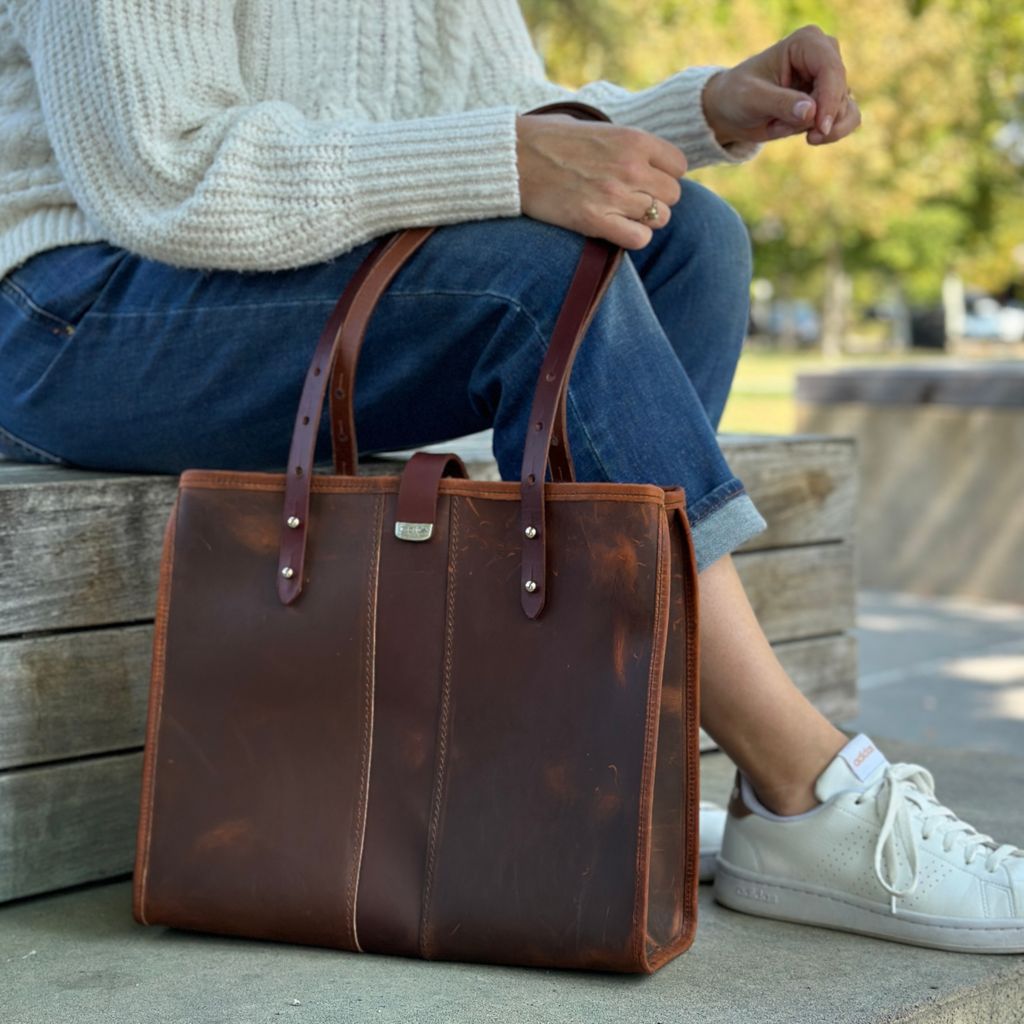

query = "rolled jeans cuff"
[{"left": 687, "top": 483, "right": 766, "bottom": 573}]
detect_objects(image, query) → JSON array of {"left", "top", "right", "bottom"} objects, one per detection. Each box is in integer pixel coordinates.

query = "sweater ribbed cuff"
[
  {"left": 338, "top": 104, "right": 523, "bottom": 241},
  {"left": 0, "top": 205, "right": 101, "bottom": 281},
  {"left": 584, "top": 66, "right": 761, "bottom": 170}
]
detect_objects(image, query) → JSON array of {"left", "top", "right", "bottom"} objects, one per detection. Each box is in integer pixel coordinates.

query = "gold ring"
[{"left": 643, "top": 200, "right": 659, "bottom": 223}]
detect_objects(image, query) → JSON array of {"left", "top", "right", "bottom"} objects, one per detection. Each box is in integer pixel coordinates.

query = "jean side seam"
[
  {"left": 1, "top": 277, "right": 75, "bottom": 332},
  {"left": 0, "top": 421, "right": 71, "bottom": 465},
  {"left": 81, "top": 288, "right": 558, "bottom": 325}
]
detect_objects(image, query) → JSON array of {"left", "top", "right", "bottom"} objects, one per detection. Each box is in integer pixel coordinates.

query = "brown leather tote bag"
[{"left": 132, "top": 110, "right": 701, "bottom": 975}]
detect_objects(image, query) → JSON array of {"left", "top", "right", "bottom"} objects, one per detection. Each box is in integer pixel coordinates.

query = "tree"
[{"left": 523, "top": 0, "right": 1024, "bottom": 334}]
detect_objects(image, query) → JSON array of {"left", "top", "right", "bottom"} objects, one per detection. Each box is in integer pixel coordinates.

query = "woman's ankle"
[{"left": 741, "top": 728, "right": 848, "bottom": 818}]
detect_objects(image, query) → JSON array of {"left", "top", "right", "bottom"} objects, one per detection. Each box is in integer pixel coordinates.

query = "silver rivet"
[
  {"left": 524, "top": 526, "right": 537, "bottom": 539},
  {"left": 287, "top": 516, "right": 301, "bottom": 529},
  {"left": 281, "top": 566, "right": 295, "bottom": 579},
  {"left": 524, "top": 580, "right": 537, "bottom": 593}
]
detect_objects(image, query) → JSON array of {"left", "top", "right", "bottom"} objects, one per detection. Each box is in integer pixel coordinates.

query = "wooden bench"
[{"left": 0, "top": 433, "right": 857, "bottom": 902}]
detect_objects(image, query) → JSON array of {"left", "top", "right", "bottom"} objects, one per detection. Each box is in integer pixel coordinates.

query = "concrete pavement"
[{"left": 2, "top": 739, "right": 1023, "bottom": 1024}]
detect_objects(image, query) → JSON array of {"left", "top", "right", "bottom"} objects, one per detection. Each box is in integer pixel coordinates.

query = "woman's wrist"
[{"left": 700, "top": 69, "right": 739, "bottom": 148}]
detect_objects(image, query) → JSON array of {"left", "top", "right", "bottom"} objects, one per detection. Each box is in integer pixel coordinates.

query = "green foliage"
[{"left": 523, "top": 0, "right": 1024, "bottom": 301}]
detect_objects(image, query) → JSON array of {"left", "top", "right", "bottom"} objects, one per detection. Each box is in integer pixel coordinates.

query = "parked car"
[
  {"left": 749, "top": 299, "right": 821, "bottom": 344},
  {"left": 963, "top": 295, "right": 1024, "bottom": 343}
]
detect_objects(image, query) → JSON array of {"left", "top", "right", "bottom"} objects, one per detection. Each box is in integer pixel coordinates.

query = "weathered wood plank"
[
  {"left": 0, "top": 625, "right": 857, "bottom": 771},
  {"left": 723, "top": 436, "right": 856, "bottom": 553},
  {"left": 0, "top": 752, "right": 141, "bottom": 903},
  {"left": 1, "top": 434, "right": 855, "bottom": 636},
  {"left": 0, "top": 625, "right": 152, "bottom": 770},
  {"left": 0, "top": 469, "right": 176, "bottom": 637},
  {"left": 0, "top": 632, "right": 857, "bottom": 900},
  {"left": 734, "top": 542, "right": 856, "bottom": 644}
]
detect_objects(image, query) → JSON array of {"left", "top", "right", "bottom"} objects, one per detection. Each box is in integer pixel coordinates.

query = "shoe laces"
[{"left": 863, "top": 762, "right": 1021, "bottom": 898}]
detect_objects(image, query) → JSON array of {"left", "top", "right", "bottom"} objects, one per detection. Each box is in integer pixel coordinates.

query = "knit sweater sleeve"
[
  {"left": 10, "top": 1, "right": 524, "bottom": 271},
  {"left": 467, "top": 1, "right": 760, "bottom": 170}
]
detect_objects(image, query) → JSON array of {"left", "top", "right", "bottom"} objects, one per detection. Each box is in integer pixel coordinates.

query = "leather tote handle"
[
  {"left": 277, "top": 102, "right": 622, "bottom": 609},
  {"left": 326, "top": 100, "right": 612, "bottom": 479},
  {"left": 518, "top": 236, "right": 620, "bottom": 617},
  {"left": 277, "top": 227, "right": 434, "bottom": 603}
]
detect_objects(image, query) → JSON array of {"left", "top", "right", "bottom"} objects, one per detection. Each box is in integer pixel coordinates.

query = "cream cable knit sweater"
[{"left": 0, "top": 0, "right": 756, "bottom": 277}]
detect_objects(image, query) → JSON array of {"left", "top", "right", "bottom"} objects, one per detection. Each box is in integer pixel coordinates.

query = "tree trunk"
[{"left": 821, "top": 245, "right": 850, "bottom": 359}]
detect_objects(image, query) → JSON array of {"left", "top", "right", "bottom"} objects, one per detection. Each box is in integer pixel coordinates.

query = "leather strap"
[
  {"left": 328, "top": 228, "right": 437, "bottom": 475},
  {"left": 394, "top": 452, "right": 468, "bottom": 542},
  {"left": 277, "top": 100, "right": 620, "bottom": 608},
  {"left": 277, "top": 228, "right": 433, "bottom": 603},
  {"left": 519, "top": 238, "right": 621, "bottom": 618}
]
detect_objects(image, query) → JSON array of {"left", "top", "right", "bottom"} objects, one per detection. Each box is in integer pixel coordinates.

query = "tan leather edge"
[
  {"left": 631, "top": 507, "right": 672, "bottom": 973},
  {"left": 644, "top": 506, "right": 701, "bottom": 972},
  {"left": 132, "top": 495, "right": 180, "bottom": 926},
  {"left": 348, "top": 493, "right": 386, "bottom": 953},
  {"left": 417, "top": 494, "right": 461, "bottom": 960},
  {"left": 179, "top": 470, "right": 671, "bottom": 504}
]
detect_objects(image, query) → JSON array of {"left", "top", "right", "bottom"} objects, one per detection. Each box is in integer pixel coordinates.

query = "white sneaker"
[
  {"left": 700, "top": 801, "right": 726, "bottom": 883},
  {"left": 713, "top": 734, "right": 1024, "bottom": 953}
]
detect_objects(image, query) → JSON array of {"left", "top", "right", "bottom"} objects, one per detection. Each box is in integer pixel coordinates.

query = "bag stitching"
[
  {"left": 418, "top": 494, "right": 460, "bottom": 958},
  {"left": 632, "top": 508, "right": 670, "bottom": 969},
  {"left": 133, "top": 495, "right": 179, "bottom": 924},
  {"left": 348, "top": 492, "right": 384, "bottom": 951},
  {"left": 0, "top": 275, "right": 76, "bottom": 332}
]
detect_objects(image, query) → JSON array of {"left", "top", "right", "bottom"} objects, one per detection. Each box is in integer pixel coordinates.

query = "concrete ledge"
[
  {"left": 3, "top": 739, "right": 1022, "bottom": 1024},
  {"left": 795, "top": 361, "right": 1024, "bottom": 408}
]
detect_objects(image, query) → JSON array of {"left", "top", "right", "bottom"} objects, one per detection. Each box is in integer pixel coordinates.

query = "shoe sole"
[{"left": 714, "top": 858, "right": 1024, "bottom": 954}]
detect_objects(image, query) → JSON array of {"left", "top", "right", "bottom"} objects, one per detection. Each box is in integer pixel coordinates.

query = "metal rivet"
[
  {"left": 281, "top": 566, "right": 295, "bottom": 579},
  {"left": 524, "top": 526, "right": 537, "bottom": 539},
  {"left": 524, "top": 580, "right": 537, "bottom": 593},
  {"left": 287, "top": 516, "right": 301, "bottom": 529}
]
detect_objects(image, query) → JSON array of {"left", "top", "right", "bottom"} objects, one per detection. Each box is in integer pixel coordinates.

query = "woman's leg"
[
  {"left": 624, "top": 181, "right": 847, "bottom": 812},
  {"left": 628, "top": 178, "right": 751, "bottom": 430}
]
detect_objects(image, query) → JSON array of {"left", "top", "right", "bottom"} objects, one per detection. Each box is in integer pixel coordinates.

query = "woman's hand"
[
  {"left": 516, "top": 115, "right": 688, "bottom": 250},
  {"left": 701, "top": 25, "right": 861, "bottom": 148}
]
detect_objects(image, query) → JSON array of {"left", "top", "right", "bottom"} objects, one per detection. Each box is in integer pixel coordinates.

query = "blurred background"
[
  {"left": 523, "top": 0, "right": 1024, "bottom": 430},
  {"left": 524, "top": 0, "right": 1023, "bottom": 751}
]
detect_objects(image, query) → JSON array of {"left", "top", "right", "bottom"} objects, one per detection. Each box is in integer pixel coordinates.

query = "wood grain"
[
  {"left": 0, "top": 752, "right": 142, "bottom": 903},
  {"left": 724, "top": 436, "right": 856, "bottom": 552},
  {"left": 734, "top": 542, "right": 856, "bottom": 644},
  {"left": 0, "top": 625, "right": 152, "bottom": 770},
  {"left": 1, "top": 631, "right": 856, "bottom": 900},
  {"left": 0, "top": 434, "right": 855, "bottom": 636},
  {"left": 0, "top": 469, "right": 176, "bottom": 637}
]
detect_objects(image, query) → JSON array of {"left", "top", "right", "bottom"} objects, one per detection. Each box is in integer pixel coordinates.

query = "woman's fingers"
[
  {"left": 516, "top": 115, "right": 686, "bottom": 249},
  {"left": 807, "top": 95, "right": 860, "bottom": 145},
  {"left": 631, "top": 192, "right": 672, "bottom": 228},
  {"left": 787, "top": 27, "right": 849, "bottom": 138},
  {"left": 605, "top": 214, "right": 655, "bottom": 251}
]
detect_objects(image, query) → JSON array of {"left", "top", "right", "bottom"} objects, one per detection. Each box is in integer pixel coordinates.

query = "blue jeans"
[{"left": 0, "top": 180, "right": 764, "bottom": 570}]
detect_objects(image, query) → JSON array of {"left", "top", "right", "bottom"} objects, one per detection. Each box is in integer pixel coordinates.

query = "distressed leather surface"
[
  {"left": 134, "top": 475, "right": 699, "bottom": 972},
  {"left": 135, "top": 100, "right": 698, "bottom": 973}
]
